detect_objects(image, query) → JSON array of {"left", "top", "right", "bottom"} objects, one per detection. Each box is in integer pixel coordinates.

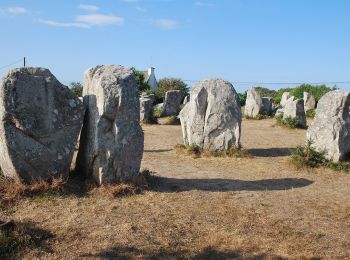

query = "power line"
[
  {"left": 183, "top": 79, "right": 350, "bottom": 85},
  {"left": 0, "top": 58, "right": 24, "bottom": 71}
]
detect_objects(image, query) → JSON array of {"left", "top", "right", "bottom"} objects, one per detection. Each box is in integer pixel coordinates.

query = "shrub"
[
  {"left": 275, "top": 115, "right": 305, "bottom": 129},
  {"left": 152, "top": 107, "right": 162, "bottom": 118},
  {"left": 131, "top": 68, "right": 151, "bottom": 95},
  {"left": 154, "top": 78, "right": 189, "bottom": 103},
  {"left": 274, "top": 84, "right": 333, "bottom": 104},
  {"left": 254, "top": 86, "right": 277, "bottom": 98},
  {"left": 306, "top": 109, "right": 316, "bottom": 118},
  {"left": 70, "top": 82, "right": 83, "bottom": 97},
  {"left": 290, "top": 140, "right": 350, "bottom": 172},
  {"left": 238, "top": 92, "right": 247, "bottom": 106}
]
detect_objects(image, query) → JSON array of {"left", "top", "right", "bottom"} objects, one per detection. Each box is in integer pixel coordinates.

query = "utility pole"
[{"left": 23, "top": 57, "right": 26, "bottom": 67}]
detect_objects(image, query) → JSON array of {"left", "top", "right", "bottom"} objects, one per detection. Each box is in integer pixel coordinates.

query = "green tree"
[
  {"left": 70, "top": 82, "right": 83, "bottom": 97},
  {"left": 238, "top": 91, "right": 247, "bottom": 106},
  {"left": 154, "top": 78, "right": 189, "bottom": 102},
  {"left": 131, "top": 67, "right": 150, "bottom": 95}
]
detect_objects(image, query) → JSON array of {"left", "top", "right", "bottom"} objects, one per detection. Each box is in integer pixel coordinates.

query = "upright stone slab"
[
  {"left": 162, "top": 90, "right": 183, "bottom": 116},
  {"left": 306, "top": 90, "right": 350, "bottom": 162},
  {"left": 179, "top": 79, "right": 241, "bottom": 151},
  {"left": 303, "top": 92, "right": 316, "bottom": 111},
  {"left": 283, "top": 98, "right": 307, "bottom": 128},
  {"left": 140, "top": 95, "right": 154, "bottom": 122},
  {"left": 0, "top": 67, "right": 85, "bottom": 182},
  {"left": 77, "top": 65, "right": 144, "bottom": 184},
  {"left": 261, "top": 97, "right": 273, "bottom": 115},
  {"left": 244, "top": 88, "right": 262, "bottom": 117}
]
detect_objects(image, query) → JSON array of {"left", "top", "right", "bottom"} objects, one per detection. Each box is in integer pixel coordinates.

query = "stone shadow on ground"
[
  {"left": 249, "top": 148, "right": 294, "bottom": 157},
  {"left": 153, "top": 176, "right": 313, "bottom": 193},
  {"left": 80, "top": 245, "right": 288, "bottom": 259},
  {"left": 144, "top": 149, "right": 172, "bottom": 153}
]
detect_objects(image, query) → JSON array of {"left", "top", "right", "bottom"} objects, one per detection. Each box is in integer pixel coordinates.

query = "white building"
[{"left": 143, "top": 67, "right": 158, "bottom": 89}]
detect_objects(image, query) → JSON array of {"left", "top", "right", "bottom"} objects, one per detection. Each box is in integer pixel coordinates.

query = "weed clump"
[
  {"left": 306, "top": 109, "right": 316, "bottom": 118},
  {"left": 245, "top": 114, "right": 270, "bottom": 120},
  {"left": 290, "top": 140, "right": 350, "bottom": 172},
  {"left": 275, "top": 114, "right": 306, "bottom": 129},
  {"left": 174, "top": 144, "right": 250, "bottom": 158}
]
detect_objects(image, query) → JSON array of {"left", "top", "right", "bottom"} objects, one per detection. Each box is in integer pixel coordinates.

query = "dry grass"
[
  {"left": 174, "top": 143, "right": 251, "bottom": 158},
  {"left": 157, "top": 115, "right": 180, "bottom": 125},
  {"left": 1, "top": 119, "right": 350, "bottom": 259}
]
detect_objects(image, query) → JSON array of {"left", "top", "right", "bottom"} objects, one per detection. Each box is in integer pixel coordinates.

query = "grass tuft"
[
  {"left": 174, "top": 144, "right": 251, "bottom": 158},
  {"left": 306, "top": 109, "right": 316, "bottom": 118},
  {"left": 245, "top": 114, "right": 270, "bottom": 120},
  {"left": 275, "top": 114, "right": 306, "bottom": 129}
]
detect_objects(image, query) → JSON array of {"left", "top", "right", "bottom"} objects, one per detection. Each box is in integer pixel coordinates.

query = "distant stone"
[
  {"left": 280, "top": 92, "right": 293, "bottom": 107},
  {"left": 77, "top": 65, "right": 144, "bottom": 185},
  {"left": 244, "top": 88, "right": 262, "bottom": 118},
  {"left": 283, "top": 98, "right": 307, "bottom": 128},
  {"left": 244, "top": 88, "right": 272, "bottom": 117},
  {"left": 306, "top": 90, "right": 350, "bottom": 162},
  {"left": 303, "top": 92, "right": 316, "bottom": 111},
  {"left": 261, "top": 97, "right": 273, "bottom": 115},
  {"left": 162, "top": 90, "right": 183, "bottom": 116},
  {"left": 0, "top": 67, "right": 85, "bottom": 183},
  {"left": 140, "top": 95, "right": 154, "bottom": 122},
  {"left": 179, "top": 78, "right": 241, "bottom": 151}
]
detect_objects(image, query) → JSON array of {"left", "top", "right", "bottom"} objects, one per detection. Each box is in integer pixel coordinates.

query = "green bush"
[
  {"left": 306, "top": 109, "right": 316, "bottom": 118},
  {"left": 154, "top": 78, "right": 189, "bottom": 103},
  {"left": 274, "top": 84, "right": 333, "bottom": 104},
  {"left": 275, "top": 114, "right": 305, "bottom": 129},
  {"left": 131, "top": 68, "right": 151, "bottom": 95},
  {"left": 291, "top": 140, "right": 350, "bottom": 172},
  {"left": 254, "top": 86, "right": 277, "bottom": 98},
  {"left": 70, "top": 82, "right": 83, "bottom": 97},
  {"left": 152, "top": 106, "right": 162, "bottom": 118},
  {"left": 238, "top": 92, "right": 247, "bottom": 106}
]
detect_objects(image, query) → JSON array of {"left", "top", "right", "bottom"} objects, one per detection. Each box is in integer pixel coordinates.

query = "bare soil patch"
[{"left": 1, "top": 118, "right": 350, "bottom": 259}]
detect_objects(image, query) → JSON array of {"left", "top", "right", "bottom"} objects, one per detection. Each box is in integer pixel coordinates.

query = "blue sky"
[{"left": 0, "top": 0, "right": 350, "bottom": 92}]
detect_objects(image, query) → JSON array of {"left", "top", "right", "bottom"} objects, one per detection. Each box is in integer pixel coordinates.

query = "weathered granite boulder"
[
  {"left": 179, "top": 79, "right": 241, "bottom": 151},
  {"left": 0, "top": 67, "right": 85, "bottom": 183},
  {"left": 140, "top": 94, "right": 154, "bottom": 122},
  {"left": 280, "top": 92, "right": 293, "bottom": 107},
  {"left": 283, "top": 98, "right": 307, "bottom": 128},
  {"left": 306, "top": 90, "right": 350, "bottom": 162},
  {"left": 161, "top": 90, "right": 183, "bottom": 117},
  {"left": 261, "top": 97, "right": 273, "bottom": 115},
  {"left": 77, "top": 65, "right": 144, "bottom": 184},
  {"left": 244, "top": 88, "right": 272, "bottom": 117},
  {"left": 244, "top": 88, "right": 262, "bottom": 117},
  {"left": 303, "top": 92, "right": 316, "bottom": 111}
]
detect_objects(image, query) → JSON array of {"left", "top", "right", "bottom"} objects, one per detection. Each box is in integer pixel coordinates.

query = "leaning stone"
[
  {"left": 283, "top": 98, "right": 307, "bottom": 128},
  {"left": 179, "top": 78, "right": 241, "bottom": 151},
  {"left": 303, "top": 92, "right": 316, "bottom": 111},
  {"left": 0, "top": 67, "right": 85, "bottom": 183},
  {"left": 306, "top": 90, "right": 350, "bottom": 162},
  {"left": 162, "top": 90, "right": 183, "bottom": 116},
  {"left": 77, "top": 65, "right": 144, "bottom": 185}
]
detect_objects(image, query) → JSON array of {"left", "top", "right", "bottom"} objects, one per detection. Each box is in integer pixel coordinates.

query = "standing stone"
[
  {"left": 77, "top": 65, "right": 144, "bottom": 185},
  {"left": 303, "top": 92, "right": 316, "bottom": 111},
  {"left": 261, "top": 97, "right": 273, "bottom": 115},
  {"left": 161, "top": 90, "right": 183, "bottom": 117},
  {"left": 0, "top": 67, "right": 85, "bottom": 183},
  {"left": 244, "top": 88, "right": 262, "bottom": 118},
  {"left": 140, "top": 95, "right": 154, "bottom": 122},
  {"left": 306, "top": 90, "right": 350, "bottom": 162},
  {"left": 280, "top": 92, "right": 293, "bottom": 107},
  {"left": 179, "top": 79, "right": 241, "bottom": 151},
  {"left": 283, "top": 98, "right": 307, "bottom": 128}
]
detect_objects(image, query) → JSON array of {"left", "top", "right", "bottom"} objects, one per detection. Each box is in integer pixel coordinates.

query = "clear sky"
[{"left": 0, "top": 0, "right": 349, "bottom": 92}]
